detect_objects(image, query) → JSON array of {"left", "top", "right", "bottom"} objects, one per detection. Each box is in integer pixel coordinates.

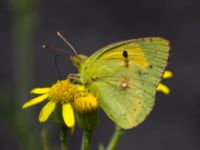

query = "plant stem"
[
  {"left": 8, "top": 0, "right": 39, "bottom": 149},
  {"left": 41, "top": 127, "right": 49, "bottom": 150},
  {"left": 60, "top": 126, "right": 68, "bottom": 150},
  {"left": 106, "top": 125, "right": 124, "bottom": 150},
  {"left": 81, "top": 129, "right": 93, "bottom": 150}
]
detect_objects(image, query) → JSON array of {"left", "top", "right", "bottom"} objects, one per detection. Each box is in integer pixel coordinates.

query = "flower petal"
[
  {"left": 22, "top": 94, "right": 49, "bottom": 109},
  {"left": 39, "top": 101, "right": 56, "bottom": 122},
  {"left": 62, "top": 104, "right": 75, "bottom": 128},
  {"left": 157, "top": 83, "right": 170, "bottom": 95},
  {"left": 31, "top": 88, "right": 50, "bottom": 94},
  {"left": 163, "top": 70, "right": 173, "bottom": 79}
]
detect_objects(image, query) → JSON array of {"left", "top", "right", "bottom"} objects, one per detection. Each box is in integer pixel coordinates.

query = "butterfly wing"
[{"left": 79, "top": 37, "right": 170, "bottom": 129}]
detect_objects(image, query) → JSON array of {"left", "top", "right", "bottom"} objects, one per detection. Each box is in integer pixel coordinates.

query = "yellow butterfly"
[{"left": 69, "top": 35, "right": 170, "bottom": 129}]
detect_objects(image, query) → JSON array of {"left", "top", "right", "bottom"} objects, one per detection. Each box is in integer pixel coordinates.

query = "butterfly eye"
[{"left": 122, "top": 50, "right": 128, "bottom": 58}]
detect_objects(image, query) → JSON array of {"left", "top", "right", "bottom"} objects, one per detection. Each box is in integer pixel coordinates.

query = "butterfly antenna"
[
  {"left": 56, "top": 32, "right": 78, "bottom": 55},
  {"left": 54, "top": 54, "right": 62, "bottom": 80},
  {"left": 42, "top": 44, "right": 73, "bottom": 55}
]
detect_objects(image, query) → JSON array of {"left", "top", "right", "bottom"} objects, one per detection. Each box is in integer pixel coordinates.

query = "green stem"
[
  {"left": 81, "top": 129, "right": 93, "bottom": 150},
  {"left": 106, "top": 125, "right": 124, "bottom": 150},
  {"left": 60, "top": 126, "right": 68, "bottom": 150},
  {"left": 41, "top": 127, "right": 49, "bottom": 150}
]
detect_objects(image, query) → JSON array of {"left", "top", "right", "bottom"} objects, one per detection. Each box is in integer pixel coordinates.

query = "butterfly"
[{"left": 68, "top": 36, "right": 170, "bottom": 129}]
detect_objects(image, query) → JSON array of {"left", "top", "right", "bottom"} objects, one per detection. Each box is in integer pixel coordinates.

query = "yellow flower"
[
  {"left": 74, "top": 93, "right": 99, "bottom": 114},
  {"left": 157, "top": 70, "right": 173, "bottom": 95},
  {"left": 22, "top": 80, "right": 79, "bottom": 128},
  {"left": 73, "top": 85, "right": 99, "bottom": 114},
  {"left": 73, "top": 85, "right": 99, "bottom": 130}
]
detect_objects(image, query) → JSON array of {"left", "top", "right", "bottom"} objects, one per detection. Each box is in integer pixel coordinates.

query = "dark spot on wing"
[
  {"left": 122, "top": 50, "right": 129, "bottom": 67},
  {"left": 122, "top": 50, "right": 128, "bottom": 58}
]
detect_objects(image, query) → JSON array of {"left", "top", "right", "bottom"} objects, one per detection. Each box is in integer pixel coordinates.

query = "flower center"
[{"left": 48, "top": 80, "right": 78, "bottom": 104}]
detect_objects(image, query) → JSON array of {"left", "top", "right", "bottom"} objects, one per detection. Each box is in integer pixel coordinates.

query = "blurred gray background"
[{"left": 1, "top": 0, "right": 200, "bottom": 150}]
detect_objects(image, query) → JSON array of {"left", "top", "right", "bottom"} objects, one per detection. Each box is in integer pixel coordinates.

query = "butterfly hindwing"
[
  {"left": 79, "top": 37, "right": 170, "bottom": 129},
  {"left": 86, "top": 65, "right": 156, "bottom": 128}
]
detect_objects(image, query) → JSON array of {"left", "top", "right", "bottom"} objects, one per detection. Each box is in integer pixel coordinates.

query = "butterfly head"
[
  {"left": 70, "top": 54, "right": 88, "bottom": 69},
  {"left": 54, "top": 32, "right": 88, "bottom": 69}
]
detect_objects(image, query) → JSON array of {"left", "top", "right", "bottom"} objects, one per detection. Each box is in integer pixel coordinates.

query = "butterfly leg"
[{"left": 67, "top": 74, "right": 81, "bottom": 83}]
